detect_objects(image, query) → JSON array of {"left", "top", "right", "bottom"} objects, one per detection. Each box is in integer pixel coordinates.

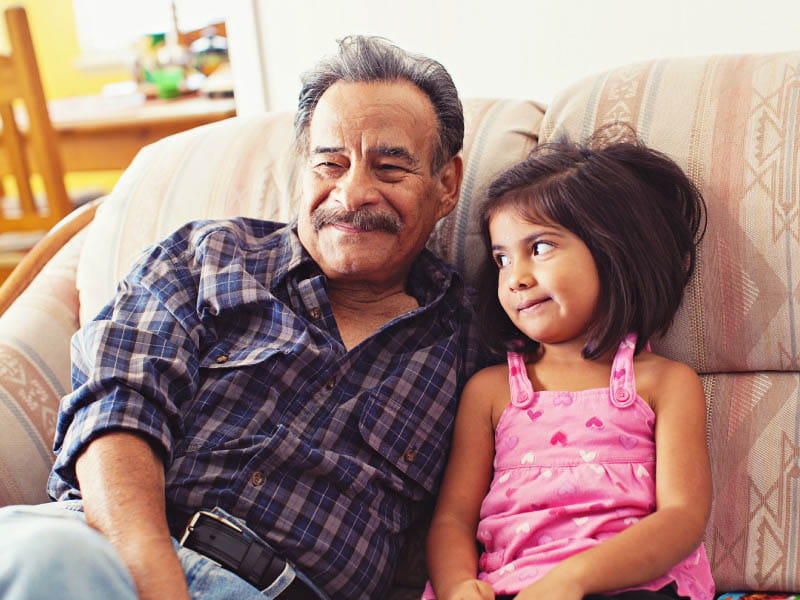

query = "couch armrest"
[{"left": 0, "top": 221, "right": 88, "bottom": 506}]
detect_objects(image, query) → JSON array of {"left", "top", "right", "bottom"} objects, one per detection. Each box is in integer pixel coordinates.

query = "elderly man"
[{"left": 0, "top": 36, "right": 483, "bottom": 600}]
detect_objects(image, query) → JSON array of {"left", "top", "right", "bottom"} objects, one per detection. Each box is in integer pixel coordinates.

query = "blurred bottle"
[
  {"left": 190, "top": 25, "right": 228, "bottom": 77},
  {"left": 151, "top": 1, "right": 189, "bottom": 98}
]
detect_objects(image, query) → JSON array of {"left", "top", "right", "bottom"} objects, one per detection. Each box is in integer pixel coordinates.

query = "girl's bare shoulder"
[
  {"left": 463, "top": 362, "right": 513, "bottom": 424},
  {"left": 634, "top": 351, "right": 703, "bottom": 410},
  {"left": 465, "top": 362, "right": 511, "bottom": 395}
]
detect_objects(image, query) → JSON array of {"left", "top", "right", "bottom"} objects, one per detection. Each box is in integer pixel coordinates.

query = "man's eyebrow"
[
  {"left": 374, "top": 146, "right": 419, "bottom": 166},
  {"left": 311, "top": 146, "right": 344, "bottom": 155}
]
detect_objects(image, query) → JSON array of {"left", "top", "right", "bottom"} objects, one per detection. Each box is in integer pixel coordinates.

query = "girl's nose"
[{"left": 508, "top": 263, "right": 535, "bottom": 290}]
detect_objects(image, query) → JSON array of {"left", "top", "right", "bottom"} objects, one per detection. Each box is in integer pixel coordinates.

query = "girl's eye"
[
  {"left": 493, "top": 253, "right": 510, "bottom": 268},
  {"left": 533, "top": 241, "right": 555, "bottom": 256}
]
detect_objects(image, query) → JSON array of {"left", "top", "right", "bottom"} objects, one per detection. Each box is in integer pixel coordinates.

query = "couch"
[{"left": 1, "top": 50, "right": 798, "bottom": 599}]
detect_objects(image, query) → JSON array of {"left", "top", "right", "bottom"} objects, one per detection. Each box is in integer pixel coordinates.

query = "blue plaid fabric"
[{"left": 49, "top": 218, "right": 484, "bottom": 599}]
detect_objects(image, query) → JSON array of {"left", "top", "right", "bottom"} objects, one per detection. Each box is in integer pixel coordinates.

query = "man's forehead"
[{"left": 307, "top": 80, "right": 436, "bottom": 156}]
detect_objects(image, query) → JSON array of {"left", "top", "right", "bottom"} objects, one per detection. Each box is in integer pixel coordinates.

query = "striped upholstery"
[
  {"left": 540, "top": 51, "right": 800, "bottom": 595},
  {"left": 0, "top": 227, "right": 83, "bottom": 505}
]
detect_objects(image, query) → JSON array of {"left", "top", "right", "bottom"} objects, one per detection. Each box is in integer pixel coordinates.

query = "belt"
[{"left": 179, "top": 509, "right": 321, "bottom": 599}]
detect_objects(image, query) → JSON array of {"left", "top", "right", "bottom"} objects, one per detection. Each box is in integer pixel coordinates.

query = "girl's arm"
[
  {"left": 426, "top": 368, "right": 501, "bottom": 600},
  {"left": 517, "top": 360, "right": 712, "bottom": 600}
]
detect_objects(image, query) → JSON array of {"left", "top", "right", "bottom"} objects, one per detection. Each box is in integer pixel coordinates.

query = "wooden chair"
[{"left": 0, "top": 6, "right": 71, "bottom": 281}]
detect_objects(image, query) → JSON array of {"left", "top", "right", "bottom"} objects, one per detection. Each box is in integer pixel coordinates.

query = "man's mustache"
[{"left": 311, "top": 208, "right": 402, "bottom": 234}]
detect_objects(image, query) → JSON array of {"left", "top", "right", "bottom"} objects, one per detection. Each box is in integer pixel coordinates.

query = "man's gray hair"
[{"left": 295, "top": 35, "right": 464, "bottom": 173}]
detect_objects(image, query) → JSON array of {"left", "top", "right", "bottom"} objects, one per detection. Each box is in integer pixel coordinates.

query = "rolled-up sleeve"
[{"left": 50, "top": 233, "right": 204, "bottom": 494}]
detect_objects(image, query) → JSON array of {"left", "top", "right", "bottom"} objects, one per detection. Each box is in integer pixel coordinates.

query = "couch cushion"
[
  {"left": 539, "top": 51, "right": 800, "bottom": 594},
  {"left": 77, "top": 99, "right": 544, "bottom": 324},
  {"left": 0, "top": 227, "right": 85, "bottom": 506}
]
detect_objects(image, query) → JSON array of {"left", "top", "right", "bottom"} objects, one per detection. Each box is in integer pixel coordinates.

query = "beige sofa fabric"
[{"left": 539, "top": 51, "right": 800, "bottom": 593}]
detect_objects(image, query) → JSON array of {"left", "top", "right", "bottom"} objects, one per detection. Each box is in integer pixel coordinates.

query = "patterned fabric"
[
  {"left": 422, "top": 334, "right": 713, "bottom": 599},
  {"left": 51, "top": 218, "right": 483, "bottom": 599},
  {"left": 0, "top": 227, "right": 84, "bottom": 506},
  {"left": 539, "top": 51, "right": 800, "bottom": 595},
  {"left": 717, "top": 595, "right": 800, "bottom": 600}
]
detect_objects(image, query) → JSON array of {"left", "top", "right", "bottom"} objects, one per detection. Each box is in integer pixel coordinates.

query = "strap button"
[
  {"left": 215, "top": 354, "right": 229, "bottom": 364},
  {"left": 613, "top": 388, "right": 630, "bottom": 403},
  {"left": 250, "top": 471, "right": 265, "bottom": 486}
]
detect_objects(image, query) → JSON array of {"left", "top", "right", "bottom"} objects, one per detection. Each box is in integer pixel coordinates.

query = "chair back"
[{"left": 0, "top": 6, "right": 70, "bottom": 236}]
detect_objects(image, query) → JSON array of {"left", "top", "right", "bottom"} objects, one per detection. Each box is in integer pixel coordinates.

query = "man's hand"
[{"left": 76, "top": 431, "right": 191, "bottom": 600}]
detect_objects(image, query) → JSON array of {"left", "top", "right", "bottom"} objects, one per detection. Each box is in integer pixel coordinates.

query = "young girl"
[{"left": 423, "top": 137, "right": 714, "bottom": 600}]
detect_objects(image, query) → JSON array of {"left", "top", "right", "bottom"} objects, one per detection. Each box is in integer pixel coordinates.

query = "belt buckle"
[
  {"left": 179, "top": 509, "right": 243, "bottom": 547},
  {"left": 179, "top": 508, "right": 306, "bottom": 596}
]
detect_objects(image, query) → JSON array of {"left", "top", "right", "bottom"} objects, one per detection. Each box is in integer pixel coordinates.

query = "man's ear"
[{"left": 434, "top": 154, "right": 463, "bottom": 220}]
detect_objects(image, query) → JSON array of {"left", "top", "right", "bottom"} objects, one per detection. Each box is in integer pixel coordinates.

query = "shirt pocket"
[
  {"left": 182, "top": 340, "right": 291, "bottom": 450},
  {"left": 358, "top": 381, "right": 457, "bottom": 495}
]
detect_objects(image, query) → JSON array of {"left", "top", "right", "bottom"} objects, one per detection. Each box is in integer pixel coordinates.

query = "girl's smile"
[{"left": 516, "top": 295, "right": 551, "bottom": 313}]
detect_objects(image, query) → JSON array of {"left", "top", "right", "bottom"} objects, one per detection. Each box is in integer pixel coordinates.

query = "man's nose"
[{"left": 335, "top": 167, "right": 380, "bottom": 211}]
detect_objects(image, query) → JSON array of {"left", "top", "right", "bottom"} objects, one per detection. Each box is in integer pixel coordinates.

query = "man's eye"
[
  {"left": 533, "top": 241, "right": 555, "bottom": 256},
  {"left": 377, "top": 164, "right": 406, "bottom": 173},
  {"left": 313, "top": 162, "right": 344, "bottom": 176}
]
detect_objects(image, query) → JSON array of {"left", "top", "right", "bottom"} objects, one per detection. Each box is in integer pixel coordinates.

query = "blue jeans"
[{"left": 0, "top": 501, "right": 326, "bottom": 600}]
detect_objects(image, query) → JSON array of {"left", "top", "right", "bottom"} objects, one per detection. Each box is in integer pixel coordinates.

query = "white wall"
[{"left": 226, "top": 0, "right": 800, "bottom": 115}]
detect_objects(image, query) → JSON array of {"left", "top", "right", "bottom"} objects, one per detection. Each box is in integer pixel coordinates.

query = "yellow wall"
[{"left": 0, "top": 0, "right": 131, "bottom": 193}]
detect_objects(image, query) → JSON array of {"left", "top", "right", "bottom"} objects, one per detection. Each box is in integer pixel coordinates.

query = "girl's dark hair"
[{"left": 479, "top": 131, "right": 707, "bottom": 359}]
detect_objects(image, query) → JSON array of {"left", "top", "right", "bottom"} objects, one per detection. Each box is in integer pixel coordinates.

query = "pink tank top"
[{"left": 420, "top": 333, "right": 715, "bottom": 599}]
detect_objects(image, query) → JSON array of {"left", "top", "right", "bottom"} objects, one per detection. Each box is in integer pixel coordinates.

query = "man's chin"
[{"left": 319, "top": 247, "right": 399, "bottom": 279}]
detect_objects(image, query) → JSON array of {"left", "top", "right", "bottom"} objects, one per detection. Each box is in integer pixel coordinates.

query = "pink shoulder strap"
[
  {"left": 609, "top": 332, "right": 638, "bottom": 408},
  {"left": 507, "top": 351, "right": 535, "bottom": 408}
]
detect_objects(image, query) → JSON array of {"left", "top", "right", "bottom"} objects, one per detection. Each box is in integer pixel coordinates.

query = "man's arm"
[{"left": 76, "top": 431, "right": 190, "bottom": 600}]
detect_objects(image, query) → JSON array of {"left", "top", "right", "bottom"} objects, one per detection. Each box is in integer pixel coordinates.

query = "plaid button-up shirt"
[{"left": 49, "top": 218, "right": 484, "bottom": 599}]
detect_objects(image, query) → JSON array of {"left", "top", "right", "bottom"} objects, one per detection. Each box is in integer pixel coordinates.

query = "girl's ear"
[{"left": 434, "top": 155, "right": 463, "bottom": 220}]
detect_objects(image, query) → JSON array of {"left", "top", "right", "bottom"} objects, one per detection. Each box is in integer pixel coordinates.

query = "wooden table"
[{"left": 0, "top": 93, "right": 237, "bottom": 173}]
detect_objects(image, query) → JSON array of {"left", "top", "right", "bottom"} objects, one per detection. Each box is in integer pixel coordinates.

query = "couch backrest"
[
  {"left": 539, "top": 51, "right": 800, "bottom": 593},
  {"left": 76, "top": 98, "right": 545, "bottom": 323}
]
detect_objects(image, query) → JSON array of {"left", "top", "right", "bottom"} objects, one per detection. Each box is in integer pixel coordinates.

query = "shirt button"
[
  {"left": 309, "top": 307, "right": 321, "bottom": 319},
  {"left": 215, "top": 354, "right": 229, "bottom": 364},
  {"left": 404, "top": 448, "right": 418, "bottom": 463},
  {"left": 251, "top": 471, "right": 265, "bottom": 486},
  {"left": 325, "top": 378, "right": 336, "bottom": 390}
]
